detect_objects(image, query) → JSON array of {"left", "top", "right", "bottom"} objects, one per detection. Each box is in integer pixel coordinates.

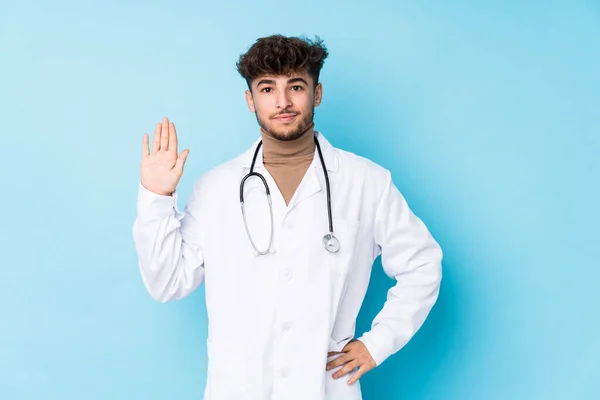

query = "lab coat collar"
[{"left": 239, "top": 130, "right": 339, "bottom": 173}]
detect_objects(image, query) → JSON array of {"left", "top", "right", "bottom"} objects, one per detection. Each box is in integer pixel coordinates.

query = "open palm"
[{"left": 140, "top": 117, "right": 190, "bottom": 196}]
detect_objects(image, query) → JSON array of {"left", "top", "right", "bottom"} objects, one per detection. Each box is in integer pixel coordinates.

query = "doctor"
[{"left": 133, "top": 34, "right": 442, "bottom": 400}]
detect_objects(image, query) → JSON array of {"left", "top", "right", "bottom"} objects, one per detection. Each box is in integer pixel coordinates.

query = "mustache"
[{"left": 271, "top": 110, "right": 299, "bottom": 118}]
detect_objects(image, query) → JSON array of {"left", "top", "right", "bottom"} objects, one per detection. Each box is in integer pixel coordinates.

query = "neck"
[{"left": 260, "top": 123, "right": 316, "bottom": 160}]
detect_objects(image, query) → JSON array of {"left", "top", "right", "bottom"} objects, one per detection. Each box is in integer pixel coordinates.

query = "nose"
[{"left": 276, "top": 88, "right": 292, "bottom": 110}]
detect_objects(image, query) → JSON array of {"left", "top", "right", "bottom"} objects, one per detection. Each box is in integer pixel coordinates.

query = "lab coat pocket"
[
  {"left": 205, "top": 338, "right": 248, "bottom": 399},
  {"left": 325, "top": 353, "right": 363, "bottom": 399},
  {"left": 328, "top": 218, "right": 362, "bottom": 277}
]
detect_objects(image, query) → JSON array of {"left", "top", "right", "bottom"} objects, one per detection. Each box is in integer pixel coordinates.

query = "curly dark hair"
[{"left": 236, "top": 34, "right": 329, "bottom": 90}]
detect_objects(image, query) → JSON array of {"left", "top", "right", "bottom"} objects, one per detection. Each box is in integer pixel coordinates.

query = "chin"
[
  {"left": 262, "top": 123, "right": 300, "bottom": 141},
  {"left": 271, "top": 129, "right": 305, "bottom": 141}
]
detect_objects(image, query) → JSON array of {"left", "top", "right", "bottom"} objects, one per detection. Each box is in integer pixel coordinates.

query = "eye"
[
  {"left": 291, "top": 85, "right": 303, "bottom": 91},
  {"left": 260, "top": 87, "right": 272, "bottom": 93}
]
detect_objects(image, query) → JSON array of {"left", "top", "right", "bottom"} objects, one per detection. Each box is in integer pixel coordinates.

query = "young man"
[{"left": 133, "top": 34, "right": 442, "bottom": 400}]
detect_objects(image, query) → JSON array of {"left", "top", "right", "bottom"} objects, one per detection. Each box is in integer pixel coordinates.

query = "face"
[{"left": 245, "top": 71, "right": 322, "bottom": 141}]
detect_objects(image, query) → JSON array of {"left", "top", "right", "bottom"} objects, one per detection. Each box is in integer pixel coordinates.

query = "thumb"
[{"left": 175, "top": 149, "right": 190, "bottom": 171}]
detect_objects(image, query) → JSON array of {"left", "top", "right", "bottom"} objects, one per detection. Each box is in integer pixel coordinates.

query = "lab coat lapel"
[
  {"left": 285, "top": 158, "right": 322, "bottom": 214},
  {"left": 285, "top": 131, "right": 338, "bottom": 214}
]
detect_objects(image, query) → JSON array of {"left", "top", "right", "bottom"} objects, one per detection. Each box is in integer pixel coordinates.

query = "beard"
[{"left": 256, "top": 106, "right": 315, "bottom": 142}]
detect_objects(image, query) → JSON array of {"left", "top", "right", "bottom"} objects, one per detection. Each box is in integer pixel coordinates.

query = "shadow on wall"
[{"left": 355, "top": 256, "right": 459, "bottom": 400}]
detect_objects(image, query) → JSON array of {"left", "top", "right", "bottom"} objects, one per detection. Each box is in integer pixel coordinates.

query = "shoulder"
[
  {"left": 187, "top": 154, "right": 244, "bottom": 198},
  {"left": 334, "top": 146, "right": 392, "bottom": 187}
]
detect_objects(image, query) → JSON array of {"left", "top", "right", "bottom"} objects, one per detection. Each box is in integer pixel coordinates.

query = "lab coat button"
[
  {"left": 281, "top": 322, "right": 292, "bottom": 332},
  {"left": 285, "top": 221, "right": 294, "bottom": 229},
  {"left": 280, "top": 369, "right": 289, "bottom": 378},
  {"left": 283, "top": 269, "right": 293, "bottom": 280}
]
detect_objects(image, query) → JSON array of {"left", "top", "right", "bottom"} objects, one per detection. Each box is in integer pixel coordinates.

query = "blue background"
[{"left": 1, "top": 0, "right": 599, "bottom": 399}]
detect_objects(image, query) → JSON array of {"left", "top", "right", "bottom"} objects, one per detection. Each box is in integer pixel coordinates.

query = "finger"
[
  {"left": 332, "top": 360, "right": 358, "bottom": 379},
  {"left": 327, "top": 351, "right": 343, "bottom": 357},
  {"left": 175, "top": 149, "right": 189, "bottom": 172},
  {"left": 168, "top": 122, "right": 177, "bottom": 153},
  {"left": 160, "top": 117, "right": 169, "bottom": 151},
  {"left": 142, "top": 134, "right": 150, "bottom": 158},
  {"left": 152, "top": 123, "right": 161, "bottom": 152},
  {"left": 341, "top": 340, "right": 358, "bottom": 353},
  {"left": 326, "top": 353, "right": 351, "bottom": 371},
  {"left": 347, "top": 365, "right": 367, "bottom": 385}
]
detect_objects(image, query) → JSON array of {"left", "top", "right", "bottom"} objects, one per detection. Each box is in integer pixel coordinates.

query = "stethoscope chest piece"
[{"left": 322, "top": 233, "right": 340, "bottom": 253}]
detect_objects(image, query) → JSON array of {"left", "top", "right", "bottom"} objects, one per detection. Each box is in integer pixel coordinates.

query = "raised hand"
[{"left": 140, "top": 117, "right": 190, "bottom": 196}]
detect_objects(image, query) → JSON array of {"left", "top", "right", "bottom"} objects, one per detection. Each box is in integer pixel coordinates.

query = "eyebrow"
[
  {"left": 256, "top": 77, "right": 309, "bottom": 87},
  {"left": 256, "top": 79, "right": 276, "bottom": 87},
  {"left": 287, "top": 77, "right": 309, "bottom": 86}
]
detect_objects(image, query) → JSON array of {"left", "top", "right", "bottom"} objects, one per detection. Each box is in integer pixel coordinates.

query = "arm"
[
  {"left": 132, "top": 180, "right": 205, "bottom": 303},
  {"left": 357, "top": 170, "right": 443, "bottom": 366}
]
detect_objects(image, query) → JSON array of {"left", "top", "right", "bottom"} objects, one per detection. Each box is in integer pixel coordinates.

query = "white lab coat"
[{"left": 132, "top": 131, "right": 442, "bottom": 400}]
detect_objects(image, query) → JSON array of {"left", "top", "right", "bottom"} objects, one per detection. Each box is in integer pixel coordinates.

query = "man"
[{"left": 133, "top": 34, "right": 442, "bottom": 400}]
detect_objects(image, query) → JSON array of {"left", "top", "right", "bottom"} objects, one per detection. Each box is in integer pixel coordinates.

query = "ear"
[
  {"left": 245, "top": 90, "right": 256, "bottom": 112},
  {"left": 314, "top": 83, "right": 323, "bottom": 107}
]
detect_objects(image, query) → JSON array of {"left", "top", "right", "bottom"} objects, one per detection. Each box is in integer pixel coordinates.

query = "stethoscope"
[{"left": 239, "top": 135, "right": 340, "bottom": 256}]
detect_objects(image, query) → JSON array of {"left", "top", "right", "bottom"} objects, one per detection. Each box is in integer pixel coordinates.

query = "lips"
[{"left": 274, "top": 113, "right": 298, "bottom": 122}]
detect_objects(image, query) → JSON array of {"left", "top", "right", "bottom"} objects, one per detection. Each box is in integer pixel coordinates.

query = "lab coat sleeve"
[
  {"left": 357, "top": 170, "right": 443, "bottom": 367},
  {"left": 132, "top": 180, "right": 205, "bottom": 302}
]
